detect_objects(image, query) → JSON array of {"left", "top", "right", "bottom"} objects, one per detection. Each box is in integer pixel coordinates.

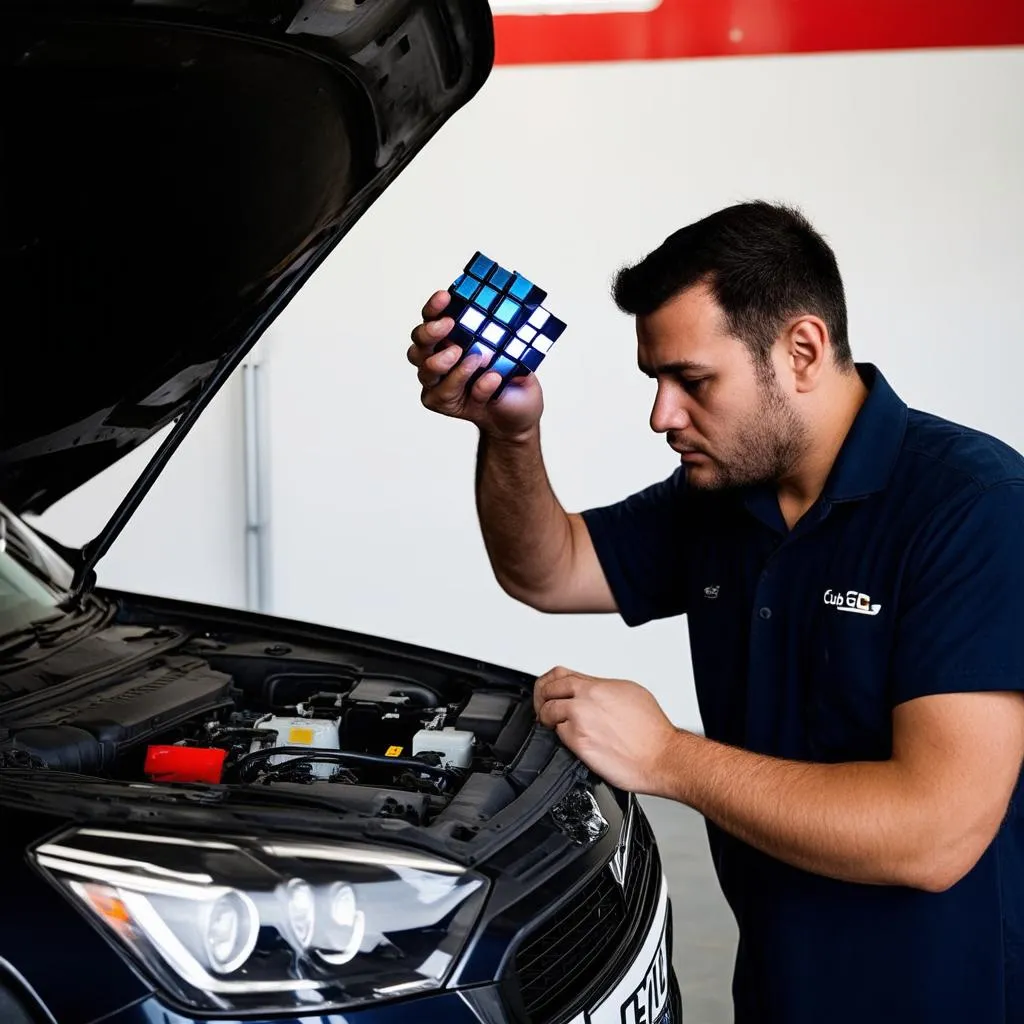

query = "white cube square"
[
  {"left": 481, "top": 321, "right": 506, "bottom": 346},
  {"left": 532, "top": 335, "right": 553, "bottom": 354},
  {"left": 528, "top": 307, "right": 550, "bottom": 329},
  {"left": 505, "top": 338, "right": 527, "bottom": 359},
  {"left": 460, "top": 307, "right": 486, "bottom": 332}
]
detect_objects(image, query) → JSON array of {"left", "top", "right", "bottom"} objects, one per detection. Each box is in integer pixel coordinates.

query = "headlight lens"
[
  {"left": 204, "top": 890, "right": 255, "bottom": 972},
  {"left": 33, "top": 827, "right": 488, "bottom": 1014},
  {"left": 285, "top": 878, "right": 316, "bottom": 949}
]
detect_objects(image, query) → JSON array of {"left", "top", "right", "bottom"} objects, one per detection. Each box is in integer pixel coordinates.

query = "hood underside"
[{"left": 0, "top": 0, "right": 493, "bottom": 516}]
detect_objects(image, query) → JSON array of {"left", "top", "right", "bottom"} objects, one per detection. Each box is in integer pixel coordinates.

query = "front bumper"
[
  {"left": 94, "top": 800, "right": 681, "bottom": 1024},
  {"left": 101, "top": 969, "right": 682, "bottom": 1024}
]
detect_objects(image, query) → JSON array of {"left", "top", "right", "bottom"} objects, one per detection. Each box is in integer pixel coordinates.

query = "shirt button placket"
[{"left": 746, "top": 561, "right": 780, "bottom": 750}]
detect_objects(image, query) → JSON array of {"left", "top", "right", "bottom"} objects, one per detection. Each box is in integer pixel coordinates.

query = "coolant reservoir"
[
  {"left": 411, "top": 727, "right": 474, "bottom": 769},
  {"left": 251, "top": 715, "right": 341, "bottom": 779}
]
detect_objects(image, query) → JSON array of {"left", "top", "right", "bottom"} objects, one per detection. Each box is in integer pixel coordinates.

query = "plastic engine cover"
[{"left": 3, "top": 657, "right": 234, "bottom": 771}]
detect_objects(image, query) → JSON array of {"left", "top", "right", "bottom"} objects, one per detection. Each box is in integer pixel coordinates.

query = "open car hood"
[{"left": 0, "top": 0, "right": 493, "bottom": 522}]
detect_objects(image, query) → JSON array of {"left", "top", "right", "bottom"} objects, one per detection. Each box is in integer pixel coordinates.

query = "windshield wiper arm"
[{"left": 0, "top": 598, "right": 110, "bottom": 661}]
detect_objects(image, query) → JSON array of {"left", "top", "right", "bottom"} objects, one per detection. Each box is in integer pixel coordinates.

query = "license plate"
[{"left": 573, "top": 876, "right": 672, "bottom": 1024}]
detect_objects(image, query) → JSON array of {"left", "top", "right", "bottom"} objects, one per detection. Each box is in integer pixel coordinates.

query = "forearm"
[
  {"left": 475, "top": 426, "right": 574, "bottom": 603},
  {"left": 655, "top": 731, "right": 975, "bottom": 891}
]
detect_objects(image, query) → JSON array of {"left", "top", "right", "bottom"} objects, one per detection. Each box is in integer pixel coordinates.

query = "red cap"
[{"left": 144, "top": 745, "right": 227, "bottom": 785}]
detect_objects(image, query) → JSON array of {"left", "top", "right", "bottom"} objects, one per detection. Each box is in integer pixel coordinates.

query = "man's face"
[{"left": 636, "top": 282, "right": 808, "bottom": 490}]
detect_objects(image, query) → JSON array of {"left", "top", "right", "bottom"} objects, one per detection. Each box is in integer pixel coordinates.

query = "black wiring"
[
  {"left": 253, "top": 758, "right": 360, "bottom": 785},
  {"left": 227, "top": 745, "right": 456, "bottom": 785},
  {"left": 0, "top": 749, "right": 47, "bottom": 770}
]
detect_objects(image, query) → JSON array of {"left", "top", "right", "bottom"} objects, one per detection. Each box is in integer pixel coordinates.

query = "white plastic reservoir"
[
  {"left": 411, "top": 727, "right": 474, "bottom": 769},
  {"left": 251, "top": 714, "right": 341, "bottom": 780}
]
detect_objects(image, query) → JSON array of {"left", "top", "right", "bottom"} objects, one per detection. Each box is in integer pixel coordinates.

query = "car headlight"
[{"left": 32, "top": 827, "right": 488, "bottom": 1014}]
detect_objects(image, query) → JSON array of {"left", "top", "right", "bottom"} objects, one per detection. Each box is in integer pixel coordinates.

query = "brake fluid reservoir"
[
  {"left": 251, "top": 714, "right": 341, "bottom": 780},
  {"left": 411, "top": 727, "right": 474, "bottom": 769}
]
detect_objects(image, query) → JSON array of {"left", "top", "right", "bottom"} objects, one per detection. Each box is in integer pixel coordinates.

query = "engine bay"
[{"left": 0, "top": 623, "right": 538, "bottom": 829}]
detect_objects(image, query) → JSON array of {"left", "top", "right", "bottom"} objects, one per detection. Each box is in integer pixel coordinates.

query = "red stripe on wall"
[{"left": 493, "top": 0, "right": 1024, "bottom": 65}]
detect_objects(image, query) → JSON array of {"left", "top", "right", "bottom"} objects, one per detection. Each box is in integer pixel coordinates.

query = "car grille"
[{"left": 509, "top": 801, "right": 660, "bottom": 1023}]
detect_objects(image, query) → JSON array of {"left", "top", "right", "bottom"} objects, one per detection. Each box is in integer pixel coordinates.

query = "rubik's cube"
[{"left": 441, "top": 251, "right": 566, "bottom": 385}]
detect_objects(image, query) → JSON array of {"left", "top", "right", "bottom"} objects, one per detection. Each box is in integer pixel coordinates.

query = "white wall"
[
  {"left": 31, "top": 45, "right": 1024, "bottom": 732},
  {"left": 261, "top": 45, "right": 1024, "bottom": 730},
  {"left": 29, "top": 374, "right": 247, "bottom": 612}
]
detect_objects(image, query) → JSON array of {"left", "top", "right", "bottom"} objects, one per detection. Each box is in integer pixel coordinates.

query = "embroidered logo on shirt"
[
  {"left": 823, "top": 588, "right": 881, "bottom": 616},
  {"left": 704, "top": 585, "right": 720, "bottom": 599}
]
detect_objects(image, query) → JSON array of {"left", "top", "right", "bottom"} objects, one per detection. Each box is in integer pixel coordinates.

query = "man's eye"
[{"left": 681, "top": 377, "right": 708, "bottom": 394}]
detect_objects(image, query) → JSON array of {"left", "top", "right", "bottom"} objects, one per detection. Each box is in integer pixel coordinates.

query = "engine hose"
[{"left": 228, "top": 745, "right": 454, "bottom": 784}]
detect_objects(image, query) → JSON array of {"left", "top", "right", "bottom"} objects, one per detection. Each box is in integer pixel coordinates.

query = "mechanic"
[{"left": 406, "top": 201, "right": 1024, "bottom": 1024}]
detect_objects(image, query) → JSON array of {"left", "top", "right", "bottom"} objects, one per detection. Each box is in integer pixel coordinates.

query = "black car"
[{"left": 0, "top": 2, "right": 682, "bottom": 1022}]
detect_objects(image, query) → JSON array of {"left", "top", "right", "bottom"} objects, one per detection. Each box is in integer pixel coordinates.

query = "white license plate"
[{"left": 570, "top": 875, "right": 672, "bottom": 1024}]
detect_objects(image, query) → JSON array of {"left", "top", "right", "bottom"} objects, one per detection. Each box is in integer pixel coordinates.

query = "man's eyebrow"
[{"left": 637, "top": 359, "right": 715, "bottom": 378}]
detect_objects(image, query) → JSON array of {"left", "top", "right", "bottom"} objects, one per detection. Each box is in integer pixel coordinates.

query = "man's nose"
[{"left": 650, "top": 390, "right": 692, "bottom": 434}]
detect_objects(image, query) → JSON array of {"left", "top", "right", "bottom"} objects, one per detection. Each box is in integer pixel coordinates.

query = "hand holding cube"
[
  {"left": 408, "top": 252, "right": 566, "bottom": 439},
  {"left": 439, "top": 251, "right": 567, "bottom": 395}
]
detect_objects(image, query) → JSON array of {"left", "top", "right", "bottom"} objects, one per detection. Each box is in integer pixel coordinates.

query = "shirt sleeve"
[
  {"left": 579, "top": 467, "right": 691, "bottom": 627},
  {"left": 889, "top": 481, "right": 1024, "bottom": 706}
]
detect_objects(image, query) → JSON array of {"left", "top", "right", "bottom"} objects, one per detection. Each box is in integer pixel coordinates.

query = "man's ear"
[{"left": 784, "top": 315, "right": 829, "bottom": 393}]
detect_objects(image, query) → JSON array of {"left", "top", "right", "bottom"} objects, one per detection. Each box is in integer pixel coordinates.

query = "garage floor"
[{"left": 640, "top": 796, "right": 738, "bottom": 1024}]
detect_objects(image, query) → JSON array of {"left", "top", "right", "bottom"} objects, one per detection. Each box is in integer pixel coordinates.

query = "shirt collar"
[
  {"left": 823, "top": 363, "right": 908, "bottom": 503},
  {"left": 741, "top": 363, "right": 908, "bottom": 532}
]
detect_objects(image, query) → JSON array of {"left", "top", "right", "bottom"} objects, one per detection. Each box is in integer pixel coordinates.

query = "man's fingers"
[
  {"left": 537, "top": 697, "right": 574, "bottom": 730},
  {"left": 410, "top": 316, "right": 453, "bottom": 355},
  {"left": 534, "top": 668, "right": 580, "bottom": 714},
  {"left": 417, "top": 342, "right": 463, "bottom": 387},
  {"left": 469, "top": 370, "right": 504, "bottom": 404},
  {"left": 421, "top": 351, "right": 484, "bottom": 409},
  {"left": 537, "top": 665, "right": 575, "bottom": 686},
  {"left": 421, "top": 289, "right": 451, "bottom": 321}
]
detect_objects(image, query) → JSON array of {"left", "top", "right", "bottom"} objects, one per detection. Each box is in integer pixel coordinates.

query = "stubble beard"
[{"left": 685, "top": 371, "right": 809, "bottom": 492}]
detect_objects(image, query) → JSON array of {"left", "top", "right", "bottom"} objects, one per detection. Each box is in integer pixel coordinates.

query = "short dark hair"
[{"left": 612, "top": 201, "right": 852, "bottom": 370}]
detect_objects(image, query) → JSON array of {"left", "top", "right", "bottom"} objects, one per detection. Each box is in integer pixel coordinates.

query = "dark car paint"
[{"left": 93, "top": 975, "right": 685, "bottom": 1024}]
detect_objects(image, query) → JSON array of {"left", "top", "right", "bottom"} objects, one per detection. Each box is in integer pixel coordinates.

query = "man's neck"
[{"left": 776, "top": 370, "right": 870, "bottom": 529}]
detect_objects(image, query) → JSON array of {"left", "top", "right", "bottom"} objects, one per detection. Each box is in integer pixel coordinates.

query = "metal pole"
[{"left": 242, "top": 356, "right": 269, "bottom": 612}]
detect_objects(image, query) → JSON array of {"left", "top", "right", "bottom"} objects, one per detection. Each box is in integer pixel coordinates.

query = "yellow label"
[
  {"left": 288, "top": 727, "right": 314, "bottom": 745},
  {"left": 385, "top": 745, "right": 404, "bottom": 757}
]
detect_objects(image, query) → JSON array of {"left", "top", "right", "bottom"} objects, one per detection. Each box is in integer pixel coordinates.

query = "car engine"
[{"left": 0, "top": 627, "right": 536, "bottom": 828}]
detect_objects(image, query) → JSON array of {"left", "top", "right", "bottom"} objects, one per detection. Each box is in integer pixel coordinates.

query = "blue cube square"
[
  {"left": 522, "top": 285, "right": 548, "bottom": 307},
  {"left": 468, "top": 252, "right": 495, "bottom": 279},
  {"left": 452, "top": 274, "right": 480, "bottom": 301},
  {"left": 520, "top": 347, "right": 545, "bottom": 371},
  {"left": 475, "top": 284, "right": 499, "bottom": 311},
  {"left": 492, "top": 355, "right": 518, "bottom": 377},
  {"left": 467, "top": 341, "right": 497, "bottom": 364},
  {"left": 539, "top": 313, "right": 567, "bottom": 342},
  {"left": 508, "top": 273, "right": 535, "bottom": 301},
  {"left": 440, "top": 251, "right": 566, "bottom": 393},
  {"left": 489, "top": 266, "right": 512, "bottom": 290},
  {"left": 493, "top": 296, "right": 521, "bottom": 326}
]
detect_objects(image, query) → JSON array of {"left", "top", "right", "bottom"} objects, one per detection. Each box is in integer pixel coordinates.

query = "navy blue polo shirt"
[{"left": 581, "top": 364, "right": 1024, "bottom": 1023}]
